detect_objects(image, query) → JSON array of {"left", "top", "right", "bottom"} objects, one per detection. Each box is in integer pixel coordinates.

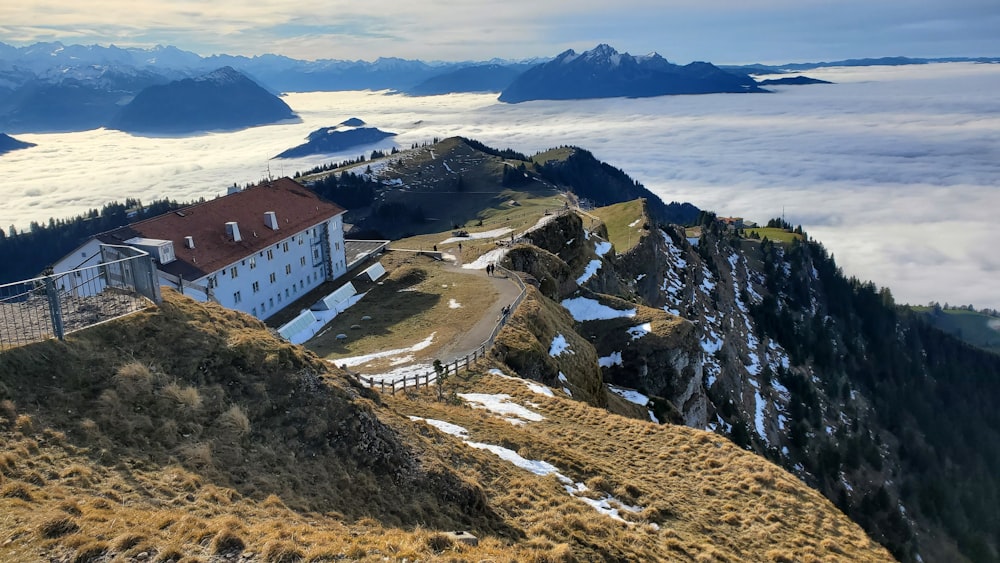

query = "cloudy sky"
[{"left": 1, "top": 0, "right": 998, "bottom": 62}]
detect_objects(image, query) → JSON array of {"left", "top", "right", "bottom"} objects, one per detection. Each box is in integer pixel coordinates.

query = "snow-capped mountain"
[
  {"left": 498, "top": 43, "right": 764, "bottom": 103},
  {"left": 109, "top": 67, "right": 297, "bottom": 134}
]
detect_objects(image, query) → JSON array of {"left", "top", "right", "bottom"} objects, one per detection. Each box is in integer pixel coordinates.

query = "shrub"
[
  {"left": 111, "top": 532, "right": 145, "bottom": 551},
  {"left": 426, "top": 532, "right": 454, "bottom": 552},
  {"left": 115, "top": 361, "right": 157, "bottom": 399},
  {"left": 1, "top": 482, "right": 33, "bottom": 501},
  {"left": 262, "top": 540, "right": 305, "bottom": 562},
  {"left": 72, "top": 540, "right": 108, "bottom": 563},
  {"left": 38, "top": 516, "right": 79, "bottom": 538},
  {"left": 163, "top": 382, "right": 203, "bottom": 411},
  {"left": 210, "top": 529, "right": 246, "bottom": 555},
  {"left": 216, "top": 405, "right": 251, "bottom": 438}
]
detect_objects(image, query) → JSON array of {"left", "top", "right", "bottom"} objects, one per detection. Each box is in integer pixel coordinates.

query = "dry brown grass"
[{"left": 0, "top": 289, "right": 892, "bottom": 562}]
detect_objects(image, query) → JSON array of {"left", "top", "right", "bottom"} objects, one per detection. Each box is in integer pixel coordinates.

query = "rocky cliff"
[{"left": 494, "top": 201, "right": 1000, "bottom": 563}]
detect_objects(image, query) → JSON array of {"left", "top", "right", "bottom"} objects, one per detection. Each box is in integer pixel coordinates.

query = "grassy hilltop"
[{"left": 0, "top": 291, "right": 891, "bottom": 562}]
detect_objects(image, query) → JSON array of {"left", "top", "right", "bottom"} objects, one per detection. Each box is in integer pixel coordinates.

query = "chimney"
[
  {"left": 226, "top": 221, "right": 242, "bottom": 242},
  {"left": 264, "top": 211, "right": 279, "bottom": 230},
  {"left": 184, "top": 236, "right": 195, "bottom": 249}
]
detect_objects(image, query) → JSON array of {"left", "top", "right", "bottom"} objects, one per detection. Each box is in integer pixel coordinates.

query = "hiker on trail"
[
  {"left": 433, "top": 244, "right": 437, "bottom": 252},
  {"left": 458, "top": 242, "right": 462, "bottom": 252}
]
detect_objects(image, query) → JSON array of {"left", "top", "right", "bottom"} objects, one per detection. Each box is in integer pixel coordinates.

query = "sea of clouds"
[{"left": 2, "top": 62, "right": 998, "bottom": 309}]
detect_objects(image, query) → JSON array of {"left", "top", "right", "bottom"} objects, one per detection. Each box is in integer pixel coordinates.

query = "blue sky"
[{"left": 1, "top": 0, "right": 998, "bottom": 63}]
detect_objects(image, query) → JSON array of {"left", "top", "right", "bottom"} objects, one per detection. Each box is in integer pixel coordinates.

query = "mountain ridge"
[{"left": 498, "top": 44, "right": 764, "bottom": 103}]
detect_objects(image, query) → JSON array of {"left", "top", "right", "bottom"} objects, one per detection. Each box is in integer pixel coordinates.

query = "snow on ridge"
[
  {"left": 576, "top": 259, "right": 603, "bottom": 285},
  {"left": 754, "top": 390, "right": 769, "bottom": 445},
  {"left": 562, "top": 297, "right": 636, "bottom": 321},
  {"left": 549, "top": 333, "right": 573, "bottom": 357},
  {"left": 333, "top": 332, "right": 436, "bottom": 367},
  {"left": 441, "top": 227, "right": 512, "bottom": 245},
  {"left": 409, "top": 416, "right": 468, "bottom": 438},
  {"left": 628, "top": 322, "right": 652, "bottom": 340},
  {"left": 458, "top": 393, "right": 544, "bottom": 422},
  {"left": 594, "top": 241, "right": 612, "bottom": 256},
  {"left": 608, "top": 384, "right": 650, "bottom": 406},
  {"left": 411, "top": 415, "right": 644, "bottom": 523},
  {"left": 462, "top": 247, "right": 508, "bottom": 269},
  {"left": 525, "top": 381, "right": 555, "bottom": 397},
  {"left": 598, "top": 351, "right": 623, "bottom": 367}
]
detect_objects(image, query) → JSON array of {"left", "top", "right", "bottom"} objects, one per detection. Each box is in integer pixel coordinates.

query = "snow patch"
[
  {"left": 628, "top": 322, "right": 652, "bottom": 340},
  {"left": 576, "top": 259, "right": 603, "bottom": 284},
  {"left": 441, "top": 227, "right": 512, "bottom": 245},
  {"left": 608, "top": 384, "right": 649, "bottom": 406},
  {"left": 458, "top": 393, "right": 544, "bottom": 422},
  {"left": 448, "top": 298, "right": 462, "bottom": 309},
  {"left": 332, "top": 332, "right": 435, "bottom": 367},
  {"left": 561, "top": 297, "right": 636, "bottom": 321},
  {"left": 549, "top": 333, "right": 573, "bottom": 357},
  {"left": 598, "top": 351, "right": 623, "bottom": 367},
  {"left": 594, "top": 241, "right": 612, "bottom": 256}
]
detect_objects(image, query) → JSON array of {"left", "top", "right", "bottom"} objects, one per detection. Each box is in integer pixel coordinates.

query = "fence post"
[{"left": 44, "top": 277, "right": 65, "bottom": 340}]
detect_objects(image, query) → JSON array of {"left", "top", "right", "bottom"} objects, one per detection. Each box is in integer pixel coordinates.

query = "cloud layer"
[
  {"left": 1, "top": 62, "right": 998, "bottom": 309},
  {"left": 1, "top": 1, "right": 999, "bottom": 61}
]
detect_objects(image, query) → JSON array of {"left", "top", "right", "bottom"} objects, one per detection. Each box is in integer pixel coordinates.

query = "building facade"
[{"left": 51, "top": 178, "right": 347, "bottom": 321}]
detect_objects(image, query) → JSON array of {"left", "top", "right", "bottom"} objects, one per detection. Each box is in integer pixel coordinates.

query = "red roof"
[{"left": 101, "top": 178, "right": 345, "bottom": 279}]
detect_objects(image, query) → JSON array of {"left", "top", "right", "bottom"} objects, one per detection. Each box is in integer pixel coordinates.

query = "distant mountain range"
[
  {"left": 499, "top": 44, "right": 764, "bottom": 103},
  {"left": 110, "top": 67, "right": 296, "bottom": 134},
  {"left": 402, "top": 63, "right": 531, "bottom": 96},
  {"left": 1, "top": 40, "right": 996, "bottom": 132},
  {"left": 0, "top": 132, "right": 34, "bottom": 155},
  {"left": 274, "top": 119, "right": 396, "bottom": 158}
]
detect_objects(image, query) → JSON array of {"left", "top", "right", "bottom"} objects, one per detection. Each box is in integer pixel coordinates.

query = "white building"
[{"left": 52, "top": 177, "right": 348, "bottom": 321}]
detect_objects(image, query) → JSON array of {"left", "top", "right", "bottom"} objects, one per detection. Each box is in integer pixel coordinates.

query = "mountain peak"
[{"left": 196, "top": 66, "right": 246, "bottom": 84}]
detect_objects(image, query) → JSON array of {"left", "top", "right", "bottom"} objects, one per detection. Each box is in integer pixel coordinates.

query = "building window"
[
  {"left": 233, "top": 291, "right": 242, "bottom": 304},
  {"left": 269, "top": 298, "right": 273, "bottom": 308},
  {"left": 266, "top": 249, "right": 274, "bottom": 260},
  {"left": 313, "top": 249, "right": 320, "bottom": 260},
  {"left": 335, "top": 242, "right": 340, "bottom": 251},
  {"left": 260, "top": 302, "right": 265, "bottom": 312},
  {"left": 277, "top": 293, "right": 281, "bottom": 303},
  {"left": 298, "top": 234, "right": 304, "bottom": 245},
  {"left": 300, "top": 280, "right": 304, "bottom": 289},
  {"left": 230, "top": 266, "right": 238, "bottom": 278},
  {"left": 285, "top": 264, "right": 292, "bottom": 275},
  {"left": 252, "top": 281, "right": 260, "bottom": 293},
  {"left": 285, "top": 288, "right": 289, "bottom": 298},
  {"left": 282, "top": 241, "right": 289, "bottom": 252},
  {"left": 252, "top": 307, "right": 257, "bottom": 317},
  {"left": 249, "top": 256, "right": 256, "bottom": 269},
  {"left": 269, "top": 272, "right": 276, "bottom": 284},
  {"left": 300, "top": 256, "right": 306, "bottom": 267}
]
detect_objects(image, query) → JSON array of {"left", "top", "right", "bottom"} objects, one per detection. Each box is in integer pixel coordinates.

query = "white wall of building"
[{"left": 197, "top": 215, "right": 347, "bottom": 321}]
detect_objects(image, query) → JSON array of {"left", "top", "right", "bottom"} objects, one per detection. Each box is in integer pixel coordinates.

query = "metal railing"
[
  {"left": 0, "top": 245, "right": 161, "bottom": 351},
  {"left": 350, "top": 263, "right": 528, "bottom": 394}
]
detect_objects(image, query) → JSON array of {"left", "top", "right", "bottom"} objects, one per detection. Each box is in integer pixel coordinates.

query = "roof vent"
[
  {"left": 184, "top": 236, "right": 195, "bottom": 249},
  {"left": 264, "top": 211, "right": 279, "bottom": 230},
  {"left": 226, "top": 221, "right": 242, "bottom": 242}
]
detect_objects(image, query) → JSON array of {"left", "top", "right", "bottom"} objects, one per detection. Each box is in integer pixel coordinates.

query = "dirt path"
[{"left": 428, "top": 258, "right": 522, "bottom": 362}]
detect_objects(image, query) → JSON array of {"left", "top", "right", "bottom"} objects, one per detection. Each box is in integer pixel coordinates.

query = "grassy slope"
[
  {"left": 0, "top": 291, "right": 893, "bottom": 562},
  {"left": 589, "top": 199, "right": 647, "bottom": 254},
  {"left": 307, "top": 253, "right": 498, "bottom": 365},
  {"left": 744, "top": 227, "right": 804, "bottom": 244},
  {"left": 909, "top": 307, "right": 1000, "bottom": 355}
]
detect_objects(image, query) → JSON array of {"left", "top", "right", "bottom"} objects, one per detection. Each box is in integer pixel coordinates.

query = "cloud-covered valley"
[{"left": 2, "top": 62, "right": 998, "bottom": 309}]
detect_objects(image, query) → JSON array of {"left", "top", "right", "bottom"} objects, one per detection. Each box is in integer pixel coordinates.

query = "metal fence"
[
  {"left": 350, "top": 263, "right": 528, "bottom": 394},
  {"left": 0, "top": 245, "right": 161, "bottom": 351}
]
